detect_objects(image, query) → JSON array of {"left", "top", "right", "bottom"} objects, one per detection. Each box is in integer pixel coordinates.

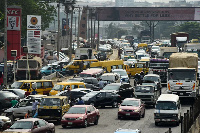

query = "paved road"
[{"left": 53, "top": 79, "right": 191, "bottom": 133}]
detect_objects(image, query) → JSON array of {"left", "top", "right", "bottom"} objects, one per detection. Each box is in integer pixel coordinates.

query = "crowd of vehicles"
[{"left": 1, "top": 33, "right": 200, "bottom": 132}]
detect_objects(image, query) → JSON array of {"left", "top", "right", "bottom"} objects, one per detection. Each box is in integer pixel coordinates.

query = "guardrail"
[{"left": 181, "top": 96, "right": 200, "bottom": 133}]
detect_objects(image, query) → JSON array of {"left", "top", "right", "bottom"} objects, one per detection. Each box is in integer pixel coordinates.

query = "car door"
[
  {"left": 38, "top": 120, "right": 49, "bottom": 133},
  {"left": 86, "top": 106, "right": 93, "bottom": 123},
  {"left": 89, "top": 106, "right": 97, "bottom": 123},
  {"left": 95, "top": 92, "right": 106, "bottom": 106},
  {"left": 31, "top": 121, "right": 42, "bottom": 133},
  {"left": 105, "top": 92, "right": 114, "bottom": 105}
]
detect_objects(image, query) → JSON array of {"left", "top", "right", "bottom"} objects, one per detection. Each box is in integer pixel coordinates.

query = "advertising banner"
[
  {"left": 27, "top": 15, "right": 41, "bottom": 30},
  {"left": 79, "top": 7, "right": 88, "bottom": 39},
  {"left": 97, "top": 7, "right": 200, "bottom": 21}
]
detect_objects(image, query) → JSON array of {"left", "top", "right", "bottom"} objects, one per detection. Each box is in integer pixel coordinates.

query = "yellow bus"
[
  {"left": 138, "top": 43, "right": 148, "bottom": 51},
  {"left": 125, "top": 62, "right": 149, "bottom": 76},
  {"left": 90, "top": 60, "right": 124, "bottom": 72}
]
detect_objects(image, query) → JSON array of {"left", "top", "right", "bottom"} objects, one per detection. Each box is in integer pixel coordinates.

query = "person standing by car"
[
  {"left": 31, "top": 89, "right": 37, "bottom": 95},
  {"left": 76, "top": 97, "right": 84, "bottom": 105},
  {"left": 32, "top": 99, "right": 39, "bottom": 117},
  {"left": 24, "top": 110, "right": 30, "bottom": 119}
]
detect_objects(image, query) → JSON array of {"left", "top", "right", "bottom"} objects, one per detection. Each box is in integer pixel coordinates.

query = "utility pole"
[
  {"left": 4, "top": 0, "right": 7, "bottom": 87},
  {"left": 90, "top": 9, "right": 93, "bottom": 48},
  {"left": 97, "top": 13, "right": 100, "bottom": 51},
  {"left": 57, "top": 2, "right": 60, "bottom": 61},
  {"left": 69, "top": 6, "right": 74, "bottom": 62},
  {"left": 77, "top": 7, "right": 81, "bottom": 48}
]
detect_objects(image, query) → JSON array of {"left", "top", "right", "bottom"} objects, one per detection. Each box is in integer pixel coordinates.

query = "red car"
[
  {"left": 4, "top": 118, "right": 55, "bottom": 133},
  {"left": 118, "top": 98, "right": 145, "bottom": 120},
  {"left": 61, "top": 105, "right": 100, "bottom": 128}
]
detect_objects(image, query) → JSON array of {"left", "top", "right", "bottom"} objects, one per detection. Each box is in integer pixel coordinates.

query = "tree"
[
  {"left": 0, "top": 0, "right": 57, "bottom": 37},
  {"left": 177, "top": 22, "right": 200, "bottom": 40},
  {"left": 105, "top": 23, "right": 128, "bottom": 39}
]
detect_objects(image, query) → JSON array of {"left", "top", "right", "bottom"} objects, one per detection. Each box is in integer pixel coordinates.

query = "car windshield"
[
  {"left": 83, "top": 92, "right": 98, "bottom": 97},
  {"left": 41, "top": 66, "right": 50, "bottom": 70},
  {"left": 168, "top": 71, "right": 196, "bottom": 80},
  {"left": 14, "top": 100, "right": 30, "bottom": 108},
  {"left": 135, "top": 86, "right": 154, "bottom": 93},
  {"left": 103, "top": 85, "right": 120, "bottom": 90},
  {"left": 121, "top": 100, "right": 139, "bottom": 107},
  {"left": 40, "top": 98, "right": 61, "bottom": 106},
  {"left": 113, "top": 70, "right": 127, "bottom": 76},
  {"left": 51, "top": 84, "right": 64, "bottom": 91},
  {"left": 80, "top": 74, "right": 92, "bottom": 77},
  {"left": 143, "top": 76, "right": 158, "bottom": 82},
  {"left": 67, "top": 79, "right": 83, "bottom": 82},
  {"left": 10, "top": 121, "right": 33, "bottom": 129},
  {"left": 67, "top": 107, "right": 86, "bottom": 114},
  {"left": 156, "top": 101, "right": 177, "bottom": 110},
  {"left": 11, "top": 82, "right": 23, "bottom": 89}
]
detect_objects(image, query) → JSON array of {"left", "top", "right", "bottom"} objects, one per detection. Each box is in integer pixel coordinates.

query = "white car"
[
  {"left": 0, "top": 116, "right": 12, "bottom": 130},
  {"left": 112, "top": 69, "right": 130, "bottom": 83}
]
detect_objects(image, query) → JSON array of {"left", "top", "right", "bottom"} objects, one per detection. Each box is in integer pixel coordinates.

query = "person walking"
[
  {"left": 32, "top": 99, "right": 39, "bottom": 117},
  {"left": 24, "top": 111, "right": 30, "bottom": 119},
  {"left": 11, "top": 98, "right": 18, "bottom": 107}
]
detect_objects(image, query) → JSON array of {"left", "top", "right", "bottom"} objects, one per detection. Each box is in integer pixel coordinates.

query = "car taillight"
[
  {"left": 193, "top": 83, "right": 195, "bottom": 90},
  {"left": 168, "top": 83, "right": 170, "bottom": 90}
]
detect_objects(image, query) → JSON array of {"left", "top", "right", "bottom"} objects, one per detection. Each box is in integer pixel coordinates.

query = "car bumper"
[
  {"left": 61, "top": 120, "right": 85, "bottom": 126},
  {"left": 118, "top": 111, "right": 140, "bottom": 118},
  {"left": 38, "top": 116, "right": 61, "bottom": 120},
  {"left": 154, "top": 118, "right": 178, "bottom": 123}
]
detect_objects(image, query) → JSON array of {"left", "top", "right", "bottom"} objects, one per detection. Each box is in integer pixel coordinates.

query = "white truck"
[
  {"left": 159, "top": 47, "right": 178, "bottom": 59},
  {"left": 167, "top": 53, "right": 199, "bottom": 98}
]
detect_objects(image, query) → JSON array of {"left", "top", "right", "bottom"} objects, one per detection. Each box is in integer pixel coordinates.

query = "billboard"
[
  {"left": 27, "top": 15, "right": 41, "bottom": 30},
  {"left": 97, "top": 7, "right": 200, "bottom": 21},
  {"left": 7, "top": 6, "right": 22, "bottom": 60},
  {"left": 79, "top": 7, "right": 88, "bottom": 39}
]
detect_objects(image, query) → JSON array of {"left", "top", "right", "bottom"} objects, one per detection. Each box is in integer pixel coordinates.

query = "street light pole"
[
  {"left": 4, "top": 0, "right": 7, "bottom": 87},
  {"left": 57, "top": 2, "right": 60, "bottom": 61},
  {"left": 77, "top": 7, "right": 81, "bottom": 48},
  {"left": 69, "top": 6, "right": 74, "bottom": 62}
]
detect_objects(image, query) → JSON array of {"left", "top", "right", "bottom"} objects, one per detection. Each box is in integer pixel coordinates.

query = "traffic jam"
[{"left": 0, "top": 35, "right": 199, "bottom": 133}]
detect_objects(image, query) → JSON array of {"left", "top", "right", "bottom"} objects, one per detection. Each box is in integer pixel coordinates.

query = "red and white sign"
[{"left": 7, "top": 16, "right": 20, "bottom": 30}]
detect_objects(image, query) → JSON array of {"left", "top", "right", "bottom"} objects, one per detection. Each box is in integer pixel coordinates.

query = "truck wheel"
[{"left": 155, "top": 122, "right": 159, "bottom": 126}]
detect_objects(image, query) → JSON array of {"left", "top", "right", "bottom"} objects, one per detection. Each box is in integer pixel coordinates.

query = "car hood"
[
  {"left": 121, "top": 76, "right": 129, "bottom": 79},
  {"left": 4, "top": 129, "right": 31, "bottom": 133},
  {"left": 119, "top": 106, "right": 139, "bottom": 110},
  {"left": 64, "top": 114, "right": 85, "bottom": 118}
]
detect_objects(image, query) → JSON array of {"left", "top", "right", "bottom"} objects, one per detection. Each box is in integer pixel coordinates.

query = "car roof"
[
  {"left": 101, "top": 73, "right": 117, "bottom": 76},
  {"left": 17, "top": 118, "right": 41, "bottom": 122},
  {"left": 123, "top": 98, "right": 140, "bottom": 101},
  {"left": 112, "top": 69, "right": 125, "bottom": 71},
  {"left": 72, "top": 105, "right": 92, "bottom": 108},
  {"left": 42, "top": 96, "right": 67, "bottom": 99},
  {"left": 57, "top": 82, "right": 85, "bottom": 85},
  {"left": 17, "top": 80, "right": 53, "bottom": 82},
  {"left": 107, "top": 83, "right": 121, "bottom": 86},
  {"left": 157, "top": 94, "right": 179, "bottom": 102},
  {"left": 144, "top": 74, "right": 160, "bottom": 77}
]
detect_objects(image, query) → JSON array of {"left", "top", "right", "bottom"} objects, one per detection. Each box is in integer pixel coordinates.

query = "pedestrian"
[
  {"left": 76, "top": 97, "right": 84, "bottom": 105},
  {"left": 31, "top": 89, "right": 37, "bottom": 95},
  {"left": 32, "top": 99, "right": 39, "bottom": 117},
  {"left": 24, "top": 110, "right": 30, "bottom": 119},
  {"left": 11, "top": 98, "right": 18, "bottom": 107}
]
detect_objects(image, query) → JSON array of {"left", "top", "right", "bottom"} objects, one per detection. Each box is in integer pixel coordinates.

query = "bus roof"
[{"left": 157, "top": 94, "right": 179, "bottom": 102}]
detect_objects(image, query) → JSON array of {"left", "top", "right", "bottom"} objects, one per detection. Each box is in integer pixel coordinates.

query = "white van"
[
  {"left": 100, "top": 73, "right": 120, "bottom": 83},
  {"left": 154, "top": 94, "right": 181, "bottom": 126}
]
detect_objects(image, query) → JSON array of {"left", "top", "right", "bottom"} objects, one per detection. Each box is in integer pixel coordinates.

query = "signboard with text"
[{"left": 97, "top": 7, "right": 200, "bottom": 21}]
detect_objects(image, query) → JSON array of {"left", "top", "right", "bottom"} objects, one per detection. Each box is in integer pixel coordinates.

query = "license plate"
[
  {"left": 68, "top": 122, "right": 73, "bottom": 125},
  {"left": 126, "top": 113, "right": 130, "bottom": 116}
]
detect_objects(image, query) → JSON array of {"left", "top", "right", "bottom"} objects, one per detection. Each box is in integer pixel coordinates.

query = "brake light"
[
  {"left": 168, "top": 83, "right": 170, "bottom": 90},
  {"left": 193, "top": 83, "right": 195, "bottom": 90}
]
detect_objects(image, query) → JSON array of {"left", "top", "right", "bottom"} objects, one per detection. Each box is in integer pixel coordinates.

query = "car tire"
[
  {"left": 118, "top": 116, "right": 121, "bottom": 120},
  {"left": 62, "top": 125, "right": 66, "bottom": 128},
  {"left": 155, "top": 122, "right": 159, "bottom": 126},
  {"left": 94, "top": 116, "right": 99, "bottom": 125},
  {"left": 112, "top": 101, "right": 118, "bottom": 108},
  {"left": 142, "top": 110, "right": 145, "bottom": 118},
  {"left": 83, "top": 119, "right": 87, "bottom": 128},
  {"left": 138, "top": 113, "right": 141, "bottom": 120},
  {"left": 176, "top": 121, "right": 179, "bottom": 126}
]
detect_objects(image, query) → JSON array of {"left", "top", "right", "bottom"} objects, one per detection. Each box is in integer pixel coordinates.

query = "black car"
[
  {"left": 83, "top": 77, "right": 100, "bottom": 91},
  {"left": 102, "top": 83, "right": 134, "bottom": 100},
  {"left": 0, "top": 91, "right": 20, "bottom": 109},
  {"left": 57, "top": 90, "right": 87, "bottom": 101},
  {"left": 82, "top": 91, "right": 121, "bottom": 108}
]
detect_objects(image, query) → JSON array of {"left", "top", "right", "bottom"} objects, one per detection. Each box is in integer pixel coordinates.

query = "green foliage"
[
  {"left": 0, "top": 0, "right": 57, "bottom": 37},
  {"left": 177, "top": 22, "right": 200, "bottom": 40},
  {"left": 106, "top": 23, "right": 128, "bottom": 39}
]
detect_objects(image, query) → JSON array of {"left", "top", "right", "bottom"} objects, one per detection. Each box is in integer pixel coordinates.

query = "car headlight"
[
  {"left": 155, "top": 113, "right": 159, "bottom": 117},
  {"left": 58, "top": 110, "right": 61, "bottom": 112},
  {"left": 76, "top": 117, "right": 83, "bottom": 120},
  {"left": 62, "top": 116, "right": 66, "bottom": 120},
  {"left": 134, "top": 109, "right": 139, "bottom": 112},
  {"left": 2, "top": 119, "right": 9, "bottom": 122},
  {"left": 151, "top": 96, "right": 154, "bottom": 98},
  {"left": 172, "top": 114, "right": 178, "bottom": 117},
  {"left": 118, "top": 108, "right": 122, "bottom": 112}
]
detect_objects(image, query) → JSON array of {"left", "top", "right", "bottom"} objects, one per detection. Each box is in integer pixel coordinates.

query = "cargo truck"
[
  {"left": 167, "top": 53, "right": 199, "bottom": 98},
  {"left": 159, "top": 47, "right": 178, "bottom": 59}
]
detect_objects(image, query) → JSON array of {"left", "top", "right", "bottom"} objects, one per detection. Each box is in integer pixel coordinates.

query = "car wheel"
[
  {"left": 94, "top": 116, "right": 99, "bottom": 125},
  {"left": 46, "top": 130, "right": 52, "bottom": 133},
  {"left": 83, "top": 119, "right": 87, "bottom": 128},
  {"left": 90, "top": 102, "right": 95, "bottom": 106},
  {"left": 118, "top": 116, "right": 121, "bottom": 120},
  {"left": 112, "top": 101, "right": 118, "bottom": 108},
  {"left": 142, "top": 110, "right": 145, "bottom": 118},
  {"left": 62, "top": 125, "right": 66, "bottom": 128},
  {"left": 176, "top": 121, "right": 179, "bottom": 126},
  {"left": 155, "top": 122, "right": 159, "bottom": 126},
  {"left": 138, "top": 113, "right": 141, "bottom": 120}
]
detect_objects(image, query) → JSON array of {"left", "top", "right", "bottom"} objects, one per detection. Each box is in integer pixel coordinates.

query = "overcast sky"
[{"left": 88, "top": 0, "right": 200, "bottom": 3}]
